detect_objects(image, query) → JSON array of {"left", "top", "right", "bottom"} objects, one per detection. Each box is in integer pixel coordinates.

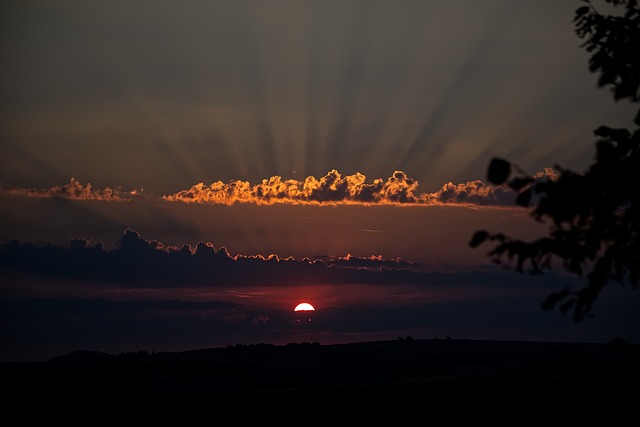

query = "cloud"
[
  {"left": 325, "top": 253, "right": 418, "bottom": 270},
  {"left": 0, "top": 227, "right": 581, "bottom": 292},
  {"left": 0, "top": 169, "right": 557, "bottom": 207},
  {"left": 427, "top": 179, "right": 515, "bottom": 206},
  {"left": 0, "top": 178, "right": 143, "bottom": 201},
  {"left": 0, "top": 228, "right": 425, "bottom": 287},
  {"left": 163, "top": 169, "right": 552, "bottom": 207}
]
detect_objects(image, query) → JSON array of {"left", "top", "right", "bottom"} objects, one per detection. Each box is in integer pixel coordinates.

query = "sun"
[{"left": 294, "top": 302, "right": 315, "bottom": 311}]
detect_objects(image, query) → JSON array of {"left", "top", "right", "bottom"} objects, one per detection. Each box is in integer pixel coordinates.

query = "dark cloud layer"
[
  {"left": 0, "top": 228, "right": 424, "bottom": 287},
  {"left": 1, "top": 227, "right": 583, "bottom": 290}
]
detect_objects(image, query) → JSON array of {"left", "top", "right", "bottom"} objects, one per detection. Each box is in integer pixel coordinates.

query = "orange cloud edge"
[
  {"left": 163, "top": 169, "right": 556, "bottom": 207},
  {"left": 1, "top": 169, "right": 557, "bottom": 207}
]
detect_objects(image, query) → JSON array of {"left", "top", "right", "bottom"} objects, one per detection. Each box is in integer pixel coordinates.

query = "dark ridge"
[
  {"left": 47, "top": 350, "right": 114, "bottom": 363},
  {"left": 2, "top": 338, "right": 638, "bottom": 422}
]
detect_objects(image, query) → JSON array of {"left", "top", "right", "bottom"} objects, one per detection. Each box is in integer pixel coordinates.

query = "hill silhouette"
[{"left": 2, "top": 338, "right": 638, "bottom": 422}]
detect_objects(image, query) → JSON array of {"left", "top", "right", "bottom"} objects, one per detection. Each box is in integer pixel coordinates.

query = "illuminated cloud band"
[
  {"left": 0, "top": 169, "right": 557, "bottom": 207},
  {"left": 0, "top": 178, "right": 142, "bottom": 201},
  {"left": 163, "top": 169, "right": 557, "bottom": 207}
]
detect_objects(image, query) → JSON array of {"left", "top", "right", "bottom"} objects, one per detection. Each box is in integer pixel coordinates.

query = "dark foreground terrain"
[{"left": 2, "top": 338, "right": 638, "bottom": 422}]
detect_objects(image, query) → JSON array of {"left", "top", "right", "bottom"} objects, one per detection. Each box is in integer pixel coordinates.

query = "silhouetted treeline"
[{"left": 2, "top": 338, "right": 638, "bottom": 422}]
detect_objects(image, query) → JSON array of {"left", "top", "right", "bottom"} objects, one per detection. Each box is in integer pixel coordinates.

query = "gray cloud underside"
[{"left": 1, "top": 228, "right": 578, "bottom": 289}]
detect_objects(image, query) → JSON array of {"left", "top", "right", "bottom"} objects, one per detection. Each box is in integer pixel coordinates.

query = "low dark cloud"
[
  {"left": 0, "top": 228, "right": 425, "bottom": 287},
  {"left": 1, "top": 227, "right": 585, "bottom": 291},
  {"left": 325, "top": 253, "right": 417, "bottom": 270}
]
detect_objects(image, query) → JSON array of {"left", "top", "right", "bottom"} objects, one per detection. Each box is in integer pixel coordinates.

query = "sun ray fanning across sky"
[{"left": 2, "top": 0, "right": 640, "bottom": 363}]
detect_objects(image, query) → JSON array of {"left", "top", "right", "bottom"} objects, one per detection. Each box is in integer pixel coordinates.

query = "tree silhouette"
[{"left": 470, "top": 0, "right": 639, "bottom": 322}]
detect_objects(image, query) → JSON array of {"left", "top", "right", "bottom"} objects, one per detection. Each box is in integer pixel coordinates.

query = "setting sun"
[{"left": 294, "top": 303, "right": 315, "bottom": 312}]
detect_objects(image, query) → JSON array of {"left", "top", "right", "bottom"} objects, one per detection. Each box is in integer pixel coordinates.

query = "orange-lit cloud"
[
  {"left": 0, "top": 169, "right": 557, "bottom": 206},
  {"left": 164, "top": 169, "right": 557, "bottom": 207},
  {"left": 0, "top": 178, "right": 143, "bottom": 201}
]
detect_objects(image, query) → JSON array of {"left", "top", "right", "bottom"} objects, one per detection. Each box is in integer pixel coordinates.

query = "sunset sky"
[{"left": 2, "top": 0, "right": 639, "bottom": 362}]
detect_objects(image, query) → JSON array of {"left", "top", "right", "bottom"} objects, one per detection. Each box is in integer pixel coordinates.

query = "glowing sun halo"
[{"left": 294, "top": 303, "right": 315, "bottom": 312}]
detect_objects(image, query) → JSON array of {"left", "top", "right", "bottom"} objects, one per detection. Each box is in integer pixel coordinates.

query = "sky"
[{"left": 1, "top": 0, "right": 639, "bottom": 362}]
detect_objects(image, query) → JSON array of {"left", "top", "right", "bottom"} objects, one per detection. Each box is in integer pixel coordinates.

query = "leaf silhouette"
[{"left": 487, "top": 158, "right": 511, "bottom": 185}]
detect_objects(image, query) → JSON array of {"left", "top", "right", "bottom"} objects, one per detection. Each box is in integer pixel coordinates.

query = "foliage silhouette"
[{"left": 471, "top": 0, "right": 640, "bottom": 322}]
